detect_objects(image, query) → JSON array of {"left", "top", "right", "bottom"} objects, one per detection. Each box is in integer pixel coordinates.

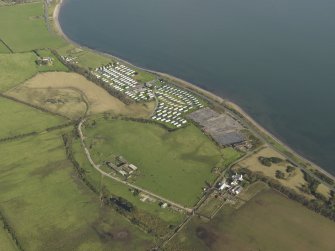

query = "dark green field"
[{"left": 166, "top": 190, "right": 335, "bottom": 251}]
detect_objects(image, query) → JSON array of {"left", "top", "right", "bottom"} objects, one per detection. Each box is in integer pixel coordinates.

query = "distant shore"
[{"left": 53, "top": 0, "right": 335, "bottom": 180}]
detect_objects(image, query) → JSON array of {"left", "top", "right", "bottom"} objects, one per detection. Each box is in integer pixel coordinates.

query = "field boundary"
[
  {"left": 0, "top": 208, "right": 23, "bottom": 251},
  {"left": 0, "top": 93, "right": 70, "bottom": 120},
  {"left": 0, "top": 38, "right": 13, "bottom": 53}
]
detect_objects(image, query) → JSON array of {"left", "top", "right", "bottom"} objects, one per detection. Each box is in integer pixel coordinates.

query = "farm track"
[{"left": 77, "top": 119, "right": 193, "bottom": 214}]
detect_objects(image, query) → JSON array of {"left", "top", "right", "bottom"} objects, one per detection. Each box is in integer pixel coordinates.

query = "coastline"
[{"left": 53, "top": 0, "right": 335, "bottom": 180}]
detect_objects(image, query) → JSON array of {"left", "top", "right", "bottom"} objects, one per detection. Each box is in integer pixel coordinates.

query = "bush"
[
  {"left": 258, "top": 156, "right": 272, "bottom": 167},
  {"left": 275, "top": 170, "right": 285, "bottom": 179},
  {"left": 286, "top": 165, "right": 296, "bottom": 173},
  {"left": 258, "top": 156, "right": 284, "bottom": 167}
]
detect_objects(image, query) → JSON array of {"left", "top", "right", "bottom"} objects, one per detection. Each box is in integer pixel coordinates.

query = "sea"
[{"left": 59, "top": 0, "right": 335, "bottom": 175}]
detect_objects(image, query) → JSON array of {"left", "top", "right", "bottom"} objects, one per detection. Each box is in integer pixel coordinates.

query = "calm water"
[{"left": 59, "top": 0, "right": 335, "bottom": 174}]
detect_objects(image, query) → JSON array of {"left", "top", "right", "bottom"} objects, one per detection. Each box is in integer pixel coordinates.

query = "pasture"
[
  {"left": 56, "top": 45, "right": 156, "bottom": 82},
  {"left": 0, "top": 228, "right": 17, "bottom": 251},
  {"left": 0, "top": 96, "right": 66, "bottom": 139},
  {"left": 56, "top": 45, "right": 111, "bottom": 69},
  {"left": 0, "top": 53, "right": 38, "bottom": 92},
  {"left": 0, "top": 131, "right": 155, "bottom": 250},
  {"left": 166, "top": 189, "right": 335, "bottom": 251},
  {"left": 19, "top": 72, "right": 155, "bottom": 117},
  {"left": 71, "top": 138, "right": 185, "bottom": 236},
  {"left": 83, "top": 118, "right": 240, "bottom": 206},
  {"left": 0, "top": 40, "right": 11, "bottom": 53},
  {"left": 0, "top": 52, "right": 68, "bottom": 92},
  {"left": 0, "top": 2, "right": 65, "bottom": 52}
]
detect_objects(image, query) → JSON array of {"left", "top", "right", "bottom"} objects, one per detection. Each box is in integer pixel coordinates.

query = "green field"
[
  {"left": 0, "top": 40, "right": 11, "bottom": 53},
  {"left": 0, "top": 228, "right": 17, "bottom": 251},
  {"left": 0, "top": 97, "right": 66, "bottom": 139},
  {"left": 71, "top": 138, "right": 185, "bottom": 236},
  {"left": 56, "top": 45, "right": 157, "bottom": 82},
  {"left": 166, "top": 190, "right": 335, "bottom": 251},
  {"left": 83, "top": 118, "right": 240, "bottom": 206},
  {"left": 0, "top": 131, "right": 155, "bottom": 250},
  {"left": 0, "top": 53, "right": 38, "bottom": 92},
  {"left": 0, "top": 3, "right": 65, "bottom": 52},
  {"left": 0, "top": 52, "right": 69, "bottom": 92},
  {"left": 133, "top": 69, "right": 156, "bottom": 83}
]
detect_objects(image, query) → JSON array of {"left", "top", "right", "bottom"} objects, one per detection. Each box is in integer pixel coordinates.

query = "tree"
[
  {"left": 286, "top": 165, "right": 296, "bottom": 173},
  {"left": 275, "top": 170, "right": 285, "bottom": 179}
]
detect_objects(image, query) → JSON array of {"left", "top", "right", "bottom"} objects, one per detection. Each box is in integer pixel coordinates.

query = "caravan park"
[{"left": 0, "top": 1, "right": 334, "bottom": 250}]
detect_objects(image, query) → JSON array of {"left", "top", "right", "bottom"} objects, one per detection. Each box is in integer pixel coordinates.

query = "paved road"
[{"left": 78, "top": 119, "right": 193, "bottom": 213}]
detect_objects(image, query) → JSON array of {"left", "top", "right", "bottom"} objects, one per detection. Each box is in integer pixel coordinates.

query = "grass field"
[
  {"left": 84, "top": 118, "right": 241, "bottom": 206},
  {"left": 0, "top": 96, "right": 66, "bottom": 139},
  {"left": 0, "top": 3, "right": 65, "bottom": 52},
  {"left": 0, "top": 40, "right": 11, "bottom": 53},
  {"left": 0, "top": 52, "right": 69, "bottom": 92},
  {"left": 133, "top": 70, "right": 156, "bottom": 83},
  {"left": 71, "top": 138, "right": 185, "bottom": 236},
  {"left": 56, "top": 45, "right": 157, "bottom": 82},
  {"left": 0, "top": 228, "right": 17, "bottom": 251},
  {"left": 0, "top": 53, "right": 38, "bottom": 92},
  {"left": 16, "top": 72, "right": 155, "bottom": 117},
  {"left": 166, "top": 189, "right": 335, "bottom": 251},
  {"left": 56, "top": 45, "right": 111, "bottom": 69},
  {"left": 0, "top": 131, "right": 155, "bottom": 250}
]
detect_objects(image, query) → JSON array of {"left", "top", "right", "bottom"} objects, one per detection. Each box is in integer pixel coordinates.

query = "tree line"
[{"left": 0, "top": 131, "right": 38, "bottom": 143}]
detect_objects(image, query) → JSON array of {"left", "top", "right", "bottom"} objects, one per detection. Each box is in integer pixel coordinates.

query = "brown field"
[
  {"left": 7, "top": 86, "right": 87, "bottom": 119},
  {"left": 166, "top": 189, "right": 335, "bottom": 251},
  {"left": 7, "top": 72, "right": 154, "bottom": 118},
  {"left": 235, "top": 146, "right": 309, "bottom": 195},
  {"left": 317, "top": 183, "right": 331, "bottom": 198}
]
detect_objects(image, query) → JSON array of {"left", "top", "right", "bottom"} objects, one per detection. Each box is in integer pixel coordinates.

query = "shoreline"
[{"left": 53, "top": 0, "right": 335, "bottom": 180}]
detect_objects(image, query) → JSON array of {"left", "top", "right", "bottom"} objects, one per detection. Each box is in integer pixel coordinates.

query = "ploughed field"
[
  {"left": 166, "top": 189, "right": 335, "bottom": 251},
  {"left": 83, "top": 118, "right": 241, "bottom": 207}
]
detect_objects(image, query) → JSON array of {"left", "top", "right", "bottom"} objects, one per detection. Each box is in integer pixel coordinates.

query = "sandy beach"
[{"left": 52, "top": 0, "right": 335, "bottom": 180}]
